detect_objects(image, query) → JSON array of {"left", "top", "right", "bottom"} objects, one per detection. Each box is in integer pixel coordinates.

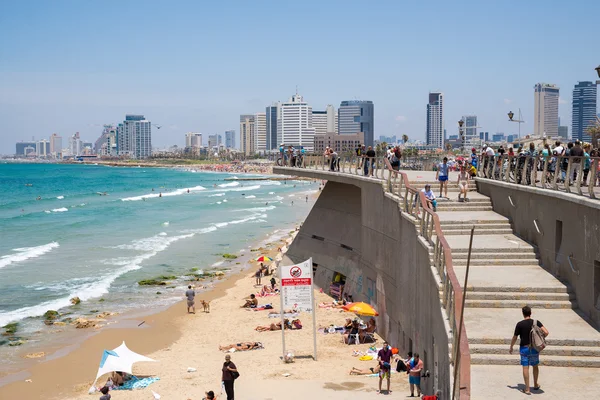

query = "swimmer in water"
[
  {"left": 159, "top": 192, "right": 162, "bottom": 198},
  {"left": 187, "top": 189, "right": 190, "bottom": 193},
  {"left": 306, "top": 196, "right": 308, "bottom": 202},
  {"left": 291, "top": 201, "right": 294, "bottom": 206},
  {"left": 36, "top": 196, "right": 41, "bottom": 201},
  {"left": 152, "top": 188, "right": 154, "bottom": 192}
]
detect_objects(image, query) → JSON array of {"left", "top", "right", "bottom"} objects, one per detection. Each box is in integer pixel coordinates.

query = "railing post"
[
  {"left": 552, "top": 156, "right": 561, "bottom": 190},
  {"left": 565, "top": 157, "right": 572, "bottom": 193},
  {"left": 589, "top": 158, "right": 597, "bottom": 199},
  {"left": 575, "top": 160, "right": 584, "bottom": 195}
]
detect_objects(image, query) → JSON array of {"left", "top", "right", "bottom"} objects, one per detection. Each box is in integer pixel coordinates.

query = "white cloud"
[
  {"left": 503, "top": 98, "right": 512, "bottom": 105},
  {"left": 395, "top": 116, "right": 407, "bottom": 122},
  {"left": 559, "top": 97, "right": 567, "bottom": 105}
]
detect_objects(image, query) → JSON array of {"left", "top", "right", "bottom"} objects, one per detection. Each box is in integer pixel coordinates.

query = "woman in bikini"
[
  {"left": 255, "top": 319, "right": 289, "bottom": 332},
  {"left": 349, "top": 365, "right": 381, "bottom": 375},
  {"left": 219, "top": 342, "right": 263, "bottom": 351},
  {"left": 457, "top": 165, "right": 470, "bottom": 202}
]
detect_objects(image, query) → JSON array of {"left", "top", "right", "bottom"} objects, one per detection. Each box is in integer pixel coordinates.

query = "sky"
[{"left": 1, "top": 0, "right": 599, "bottom": 154}]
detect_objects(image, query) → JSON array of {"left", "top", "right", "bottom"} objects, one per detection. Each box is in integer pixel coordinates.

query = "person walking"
[
  {"left": 457, "top": 165, "right": 470, "bottom": 202},
  {"left": 570, "top": 140, "right": 584, "bottom": 184},
  {"left": 509, "top": 306, "right": 549, "bottom": 395},
  {"left": 222, "top": 354, "right": 238, "bottom": 400},
  {"left": 377, "top": 341, "right": 393, "bottom": 394},
  {"left": 185, "top": 285, "right": 195, "bottom": 314},
  {"left": 435, "top": 157, "right": 449, "bottom": 198}
]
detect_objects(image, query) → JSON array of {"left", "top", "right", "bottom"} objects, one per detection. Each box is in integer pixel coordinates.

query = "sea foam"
[
  {"left": 218, "top": 182, "right": 240, "bottom": 188},
  {"left": 121, "top": 185, "right": 206, "bottom": 201},
  {"left": 0, "top": 242, "right": 60, "bottom": 270}
]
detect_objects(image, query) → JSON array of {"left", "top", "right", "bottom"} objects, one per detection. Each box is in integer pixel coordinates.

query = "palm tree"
[
  {"left": 402, "top": 134, "right": 409, "bottom": 144},
  {"left": 587, "top": 117, "right": 600, "bottom": 148}
]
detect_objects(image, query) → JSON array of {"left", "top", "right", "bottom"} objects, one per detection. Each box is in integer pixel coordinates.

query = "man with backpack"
[{"left": 509, "top": 305, "right": 549, "bottom": 395}]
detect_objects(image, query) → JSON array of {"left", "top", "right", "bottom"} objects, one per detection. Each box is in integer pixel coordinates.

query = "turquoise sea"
[{"left": 0, "top": 163, "right": 315, "bottom": 345}]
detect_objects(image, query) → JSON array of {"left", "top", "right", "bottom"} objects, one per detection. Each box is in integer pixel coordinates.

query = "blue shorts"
[
  {"left": 409, "top": 375, "right": 421, "bottom": 385},
  {"left": 519, "top": 346, "right": 539, "bottom": 366},
  {"left": 439, "top": 176, "right": 448, "bottom": 182}
]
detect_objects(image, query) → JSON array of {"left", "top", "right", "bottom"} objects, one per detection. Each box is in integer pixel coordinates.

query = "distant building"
[
  {"left": 185, "top": 132, "right": 203, "bottom": 155},
  {"left": 379, "top": 135, "right": 397, "bottom": 144},
  {"left": 313, "top": 105, "right": 337, "bottom": 138},
  {"left": 50, "top": 134, "right": 62, "bottom": 158},
  {"left": 426, "top": 92, "right": 444, "bottom": 148},
  {"left": 277, "top": 92, "right": 315, "bottom": 151},
  {"left": 117, "top": 115, "right": 152, "bottom": 158},
  {"left": 558, "top": 126, "right": 569, "bottom": 139},
  {"left": 208, "top": 134, "right": 222, "bottom": 149},
  {"left": 338, "top": 100, "right": 374, "bottom": 146},
  {"left": 225, "top": 130, "right": 236, "bottom": 149},
  {"left": 314, "top": 132, "right": 364, "bottom": 154},
  {"left": 492, "top": 133, "right": 505, "bottom": 142},
  {"left": 254, "top": 112, "right": 266, "bottom": 152},
  {"left": 534, "top": 83, "right": 559, "bottom": 138},
  {"left": 507, "top": 135, "right": 516, "bottom": 143},
  {"left": 69, "top": 132, "right": 83, "bottom": 156},
  {"left": 36, "top": 140, "right": 50, "bottom": 157},
  {"left": 572, "top": 81, "right": 597, "bottom": 142},
  {"left": 266, "top": 103, "right": 279, "bottom": 150},
  {"left": 240, "top": 114, "right": 255, "bottom": 155},
  {"left": 448, "top": 135, "right": 459, "bottom": 140},
  {"left": 479, "top": 131, "right": 490, "bottom": 142},
  {"left": 15, "top": 141, "right": 37, "bottom": 156},
  {"left": 462, "top": 115, "right": 478, "bottom": 148}
]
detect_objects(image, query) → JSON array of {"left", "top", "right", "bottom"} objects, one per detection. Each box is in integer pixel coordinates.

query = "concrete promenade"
[{"left": 276, "top": 164, "right": 600, "bottom": 399}]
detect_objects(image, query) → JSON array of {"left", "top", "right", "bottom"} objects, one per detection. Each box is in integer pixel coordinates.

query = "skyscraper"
[
  {"left": 572, "top": 81, "right": 597, "bottom": 142},
  {"left": 326, "top": 104, "right": 337, "bottom": 134},
  {"left": 117, "top": 115, "right": 152, "bottom": 158},
  {"left": 240, "top": 114, "right": 255, "bottom": 155},
  {"left": 426, "top": 92, "right": 444, "bottom": 148},
  {"left": 69, "top": 132, "right": 83, "bottom": 156},
  {"left": 462, "top": 115, "right": 478, "bottom": 148},
  {"left": 185, "top": 132, "right": 203, "bottom": 148},
  {"left": 50, "top": 133, "right": 62, "bottom": 158},
  {"left": 266, "top": 103, "right": 279, "bottom": 150},
  {"left": 338, "top": 100, "right": 374, "bottom": 146},
  {"left": 225, "top": 130, "right": 236, "bottom": 149},
  {"left": 208, "top": 134, "right": 222, "bottom": 149},
  {"left": 254, "top": 112, "right": 266, "bottom": 152},
  {"left": 277, "top": 93, "right": 315, "bottom": 151},
  {"left": 313, "top": 105, "right": 337, "bottom": 137},
  {"left": 534, "top": 83, "right": 559, "bottom": 138},
  {"left": 558, "top": 126, "right": 569, "bottom": 139}
]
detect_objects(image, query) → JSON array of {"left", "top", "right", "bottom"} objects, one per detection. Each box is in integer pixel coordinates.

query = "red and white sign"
[{"left": 280, "top": 259, "right": 313, "bottom": 312}]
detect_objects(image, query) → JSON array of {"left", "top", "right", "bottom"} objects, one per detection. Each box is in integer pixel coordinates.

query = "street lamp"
[
  {"left": 595, "top": 65, "right": 600, "bottom": 79},
  {"left": 508, "top": 109, "right": 525, "bottom": 140},
  {"left": 458, "top": 119, "right": 465, "bottom": 153}
]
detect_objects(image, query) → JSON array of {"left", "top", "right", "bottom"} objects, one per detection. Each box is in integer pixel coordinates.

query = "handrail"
[
  {"left": 567, "top": 253, "right": 580, "bottom": 276},
  {"left": 476, "top": 154, "right": 599, "bottom": 200}
]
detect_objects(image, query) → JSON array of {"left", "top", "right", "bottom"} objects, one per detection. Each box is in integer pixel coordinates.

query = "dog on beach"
[{"left": 201, "top": 300, "right": 211, "bottom": 313}]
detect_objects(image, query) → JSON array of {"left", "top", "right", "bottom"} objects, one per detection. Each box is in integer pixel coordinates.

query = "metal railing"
[
  {"left": 476, "top": 155, "right": 600, "bottom": 199},
  {"left": 275, "top": 155, "right": 471, "bottom": 399}
]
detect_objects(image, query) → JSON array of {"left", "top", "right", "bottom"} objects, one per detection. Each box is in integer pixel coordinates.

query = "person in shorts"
[
  {"left": 185, "top": 285, "right": 195, "bottom": 314},
  {"left": 407, "top": 352, "right": 423, "bottom": 397},
  {"left": 435, "top": 157, "right": 449, "bottom": 198},
  {"left": 509, "top": 305, "right": 549, "bottom": 394},
  {"left": 377, "top": 341, "right": 393, "bottom": 394}
]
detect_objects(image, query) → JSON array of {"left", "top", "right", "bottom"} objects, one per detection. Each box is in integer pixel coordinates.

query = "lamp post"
[
  {"left": 458, "top": 119, "right": 465, "bottom": 153},
  {"left": 595, "top": 65, "right": 600, "bottom": 78},
  {"left": 508, "top": 109, "right": 525, "bottom": 140}
]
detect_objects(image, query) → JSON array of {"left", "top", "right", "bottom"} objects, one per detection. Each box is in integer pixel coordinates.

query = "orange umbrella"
[{"left": 342, "top": 302, "right": 379, "bottom": 316}]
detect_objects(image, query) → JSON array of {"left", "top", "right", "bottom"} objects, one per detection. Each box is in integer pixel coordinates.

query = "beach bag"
[
  {"left": 530, "top": 320, "right": 546, "bottom": 352},
  {"left": 231, "top": 370, "right": 240, "bottom": 380}
]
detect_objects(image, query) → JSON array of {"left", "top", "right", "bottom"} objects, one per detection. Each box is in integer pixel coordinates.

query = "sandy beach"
[{"left": 0, "top": 230, "right": 410, "bottom": 399}]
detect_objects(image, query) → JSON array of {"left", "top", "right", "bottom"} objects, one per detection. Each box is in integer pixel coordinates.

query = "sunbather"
[
  {"left": 349, "top": 365, "right": 381, "bottom": 375},
  {"left": 255, "top": 320, "right": 287, "bottom": 332},
  {"left": 218, "top": 342, "right": 263, "bottom": 352},
  {"left": 241, "top": 294, "right": 258, "bottom": 308}
]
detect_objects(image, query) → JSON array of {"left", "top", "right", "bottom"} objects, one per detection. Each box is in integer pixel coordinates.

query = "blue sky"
[{"left": 1, "top": 0, "right": 599, "bottom": 153}]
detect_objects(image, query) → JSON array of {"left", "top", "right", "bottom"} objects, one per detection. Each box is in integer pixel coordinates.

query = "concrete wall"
[
  {"left": 283, "top": 175, "right": 451, "bottom": 397},
  {"left": 477, "top": 179, "right": 600, "bottom": 327}
]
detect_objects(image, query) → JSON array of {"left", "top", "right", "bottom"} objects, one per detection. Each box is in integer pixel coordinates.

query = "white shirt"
[
  {"left": 485, "top": 147, "right": 495, "bottom": 157},
  {"left": 553, "top": 146, "right": 564, "bottom": 155},
  {"left": 421, "top": 188, "right": 436, "bottom": 201}
]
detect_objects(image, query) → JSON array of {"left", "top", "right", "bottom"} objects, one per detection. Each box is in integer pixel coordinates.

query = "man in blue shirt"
[
  {"left": 470, "top": 148, "right": 478, "bottom": 169},
  {"left": 435, "top": 157, "right": 449, "bottom": 198},
  {"left": 421, "top": 184, "right": 437, "bottom": 211}
]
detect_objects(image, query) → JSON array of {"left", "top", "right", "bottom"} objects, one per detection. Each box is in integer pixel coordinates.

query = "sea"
[{"left": 0, "top": 162, "right": 316, "bottom": 366}]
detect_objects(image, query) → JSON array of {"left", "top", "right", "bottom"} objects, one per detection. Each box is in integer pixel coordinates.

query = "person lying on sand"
[
  {"left": 349, "top": 365, "right": 381, "bottom": 375},
  {"left": 255, "top": 320, "right": 286, "bottom": 332},
  {"left": 318, "top": 300, "right": 346, "bottom": 309},
  {"left": 268, "top": 309, "right": 297, "bottom": 316},
  {"left": 258, "top": 285, "right": 279, "bottom": 297},
  {"left": 219, "top": 342, "right": 263, "bottom": 352},
  {"left": 241, "top": 294, "right": 258, "bottom": 308}
]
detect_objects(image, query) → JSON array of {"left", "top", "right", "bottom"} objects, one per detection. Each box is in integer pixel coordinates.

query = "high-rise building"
[
  {"left": 185, "top": 132, "right": 203, "bottom": 148},
  {"left": 338, "top": 100, "right": 374, "bottom": 146},
  {"left": 266, "top": 103, "right": 279, "bottom": 150},
  {"left": 479, "top": 131, "right": 490, "bottom": 142},
  {"left": 277, "top": 93, "right": 315, "bottom": 151},
  {"left": 225, "top": 130, "right": 236, "bottom": 149},
  {"left": 492, "top": 133, "right": 505, "bottom": 142},
  {"left": 95, "top": 125, "right": 117, "bottom": 156},
  {"left": 36, "top": 140, "right": 50, "bottom": 157},
  {"left": 326, "top": 104, "right": 337, "bottom": 134},
  {"left": 208, "top": 134, "right": 222, "bottom": 149},
  {"left": 572, "top": 81, "right": 597, "bottom": 142},
  {"left": 50, "top": 133, "right": 62, "bottom": 158},
  {"left": 117, "top": 115, "right": 152, "bottom": 158},
  {"left": 462, "top": 115, "right": 478, "bottom": 147},
  {"left": 15, "top": 141, "right": 37, "bottom": 156},
  {"left": 426, "top": 92, "right": 444, "bottom": 148},
  {"left": 313, "top": 105, "right": 337, "bottom": 138},
  {"left": 69, "top": 132, "right": 83, "bottom": 156},
  {"left": 254, "top": 112, "right": 266, "bottom": 152},
  {"left": 534, "top": 83, "right": 559, "bottom": 138},
  {"left": 240, "top": 114, "right": 255, "bottom": 155},
  {"left": 558, "top": 126, "right": 569, "bottom": 139}
]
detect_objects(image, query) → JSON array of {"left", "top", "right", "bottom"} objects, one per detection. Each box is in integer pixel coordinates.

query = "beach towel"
[
  {"left": 269, "top": 313, "right": 298, "bottom": 319},
  {"left": 250, "top": 304, "right": 273, "bottom": 311},
  {"left": 113, "top": 376, "right": 160, "bottom": 390}
]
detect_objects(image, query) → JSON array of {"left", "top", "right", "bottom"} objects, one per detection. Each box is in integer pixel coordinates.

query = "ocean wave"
[
  {"left": 0, "top": 242, "right": 60, "bottom": 270},
  {"left": 52, "top": 207, "right": 69, "bottom": 212},
  {"left": 269, "top": 192, "right": 275, "bottom": 195},
  {"left": 218, "top": 185, "right": 260, "bottom": 192},
  {"left": 121, "top": 185, "right": 206, "bottom": 201},
  {"left": 216, "top": 201, "right": 222, "bottom": 204},
  {"left": 56, "top": 196, "right": 64, "bottom": 199},
  {"left": 212, "top": 261, "right": 224, "bottom": 267},
  {"left": 256, "top": 180, "right": 282, "bottom": 186},
  {"left": 245, "top": 195, "right": 256, "bottom": 199},
  {"left": 218, "top": 181, "right": 240, "bottom": 188},
  {"left": 223, "top": 199, "right": 228, "bottom": 202},
  {"left": 163, "top": 221, "right": 169, "bottom": 226},
  {"left": 209, "top": 193, "right": 226, "bottom": 197},
  {"left": 234, "top": 206, "right": 276, "bottom": 212},
  {"left": 114, "top": 232, "right": 194, "bottom": 252}
]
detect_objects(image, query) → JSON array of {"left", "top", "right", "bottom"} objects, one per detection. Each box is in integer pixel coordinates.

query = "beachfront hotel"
[{"left": 277, "top": 92, "right": 315, "bottom": 152}]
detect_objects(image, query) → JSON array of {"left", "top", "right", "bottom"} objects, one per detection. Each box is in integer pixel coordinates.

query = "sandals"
[{"left": 520, "top": 389, "right": 531, "bottom": 395}]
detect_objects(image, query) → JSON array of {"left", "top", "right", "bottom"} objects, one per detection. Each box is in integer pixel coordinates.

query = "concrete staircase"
[{"left": 413, "top": 177, "right": 600, "bottom": 381}]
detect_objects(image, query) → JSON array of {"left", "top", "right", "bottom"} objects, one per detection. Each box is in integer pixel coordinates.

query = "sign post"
[{"left": 279, "top": 258, "right": 317, "bottom": 360}]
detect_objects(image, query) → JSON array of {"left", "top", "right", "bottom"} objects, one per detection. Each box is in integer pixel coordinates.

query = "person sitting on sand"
[
  {"left": 219, "top": 342, "right": 263, "bottom": 351},
  {"left": 241, "top": 293, "right": 258, "bottom": 308},
  {"left": 202, "top": 390, "right": 216, "bottom": 400},
  {"left": 99, "top": 386, "right": 111, "bottom": 400},
  {"left": 349, "top": 365, "right": 381, "bottom": 375},
  {"left": 359, "top": 318, "right": 377, "bottom": 343}
]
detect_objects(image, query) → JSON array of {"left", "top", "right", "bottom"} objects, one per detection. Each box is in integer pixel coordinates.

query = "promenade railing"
[
  {"left": 476, "top": 154, "right": 600, "bottom": 199},
  {"left": 275, "top": 154, "right": 471, "bottom": 399}
]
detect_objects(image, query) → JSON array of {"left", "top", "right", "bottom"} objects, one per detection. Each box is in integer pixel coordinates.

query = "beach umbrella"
[
  {"left": 342, "top": 302, "right": 379, "bottom": 317},
  {"left": 255, "top": 255, "right": 273, "bottom": 262}
]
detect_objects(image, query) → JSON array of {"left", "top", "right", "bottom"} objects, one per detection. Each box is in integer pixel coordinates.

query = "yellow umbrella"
[{"left": 342, "top": 302, "right": 379, "bottom": 316}]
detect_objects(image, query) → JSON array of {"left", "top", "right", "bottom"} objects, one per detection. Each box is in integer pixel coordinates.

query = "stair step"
[
  {"left": 452, "top": 252, "right": 537, "bottom": 260},
  {"left": 468, "top": 337, "right": 600, "bottom": 346},
  {"left": 466, "top": 286, "right": 571, "bottom": 294},
  {"left": 470, "top": 354, "right": 600, "bottom": 368},
  {"left": 466, "top": 292, "right": 573, "bottom": 301},
  {"left": 469, "top": 344, "right": 600, "bottom": 357},
  {"left": 437, "top": 207, "right": 494, "bottom": 211},
  {"left": 465, "top": 299, "right": 577, "bottom": 309},
  {"left": 452, "top": 248, "right": 535, "bottom": 254},
  {"left": 441, "top": 220, "right": 507, "bottom": 225},
  {"left": 442, "top": 228, "right": 513, "bottom": 235},
  {"left": 454, "top": 259, "right": 542, "bottom": 266},
  {"left": 443, "top": 224, "right": 510, "bottom": 230}
]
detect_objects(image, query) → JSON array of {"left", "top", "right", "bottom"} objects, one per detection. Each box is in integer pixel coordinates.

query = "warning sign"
[{"left": 280, "top": 259, "right": 314, "bottom": 312}]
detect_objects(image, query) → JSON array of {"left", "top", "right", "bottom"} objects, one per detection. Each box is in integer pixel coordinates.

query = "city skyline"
[{"left": 1, "top": 1, "right": 599, "bottom": 154}]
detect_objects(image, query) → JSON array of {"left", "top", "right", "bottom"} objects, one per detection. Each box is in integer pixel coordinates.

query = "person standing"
[
  {"left": 377, "top": 341, "right": 393, "bottom": 394},
  {"left": 569, "top": 140, "right": 584, "bottom": 184},
  {"left": 185, "top": 285, "right": 195, "bottom": 314},
  {"left": 365, "top": 146, "right": 376, "bottom": 176},
  {"left": 509, "top": 306, "right": 549, "bottom": 395},
  {"left": 407, "top": 352, "right": 424, "bottom": 397},
  {"left": 457, "top": 165, "right": 470, "bottom": 202},
  {"left": 222, "top": 354, "right": 238, "bottom": 400},
  {"left": 254, "top": 268, "right": 262, "bottom": 286},
  {"left": 435, "top": 157, "right": 449, "bottom": 198}
]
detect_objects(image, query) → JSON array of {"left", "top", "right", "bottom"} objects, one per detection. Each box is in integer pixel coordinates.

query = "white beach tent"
[{"left": 88, "top": 341, "right": 157, "bottom": 393}]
